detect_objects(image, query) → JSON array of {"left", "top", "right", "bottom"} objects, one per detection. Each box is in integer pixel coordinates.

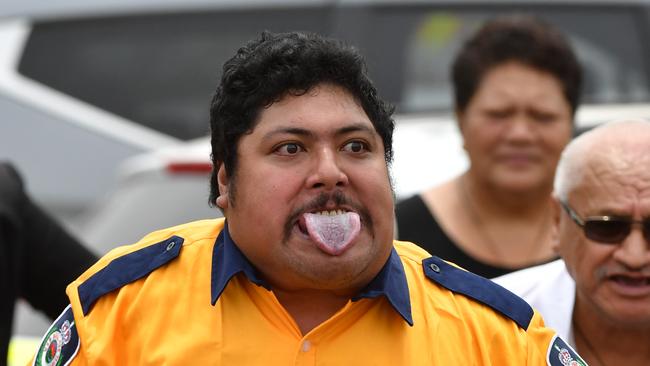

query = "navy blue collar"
[{"left": 211, "top": 223, "right": 413, "bottom": 326}]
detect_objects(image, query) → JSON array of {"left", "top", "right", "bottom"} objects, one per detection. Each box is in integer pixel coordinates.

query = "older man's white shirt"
[{"left": 492, "top": 259, "right": 576, "bottom": 346}]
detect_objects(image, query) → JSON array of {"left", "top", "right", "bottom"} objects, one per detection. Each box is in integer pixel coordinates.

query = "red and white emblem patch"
[{"left": 34, "top": 305, "right": 80, "bottom": 366}]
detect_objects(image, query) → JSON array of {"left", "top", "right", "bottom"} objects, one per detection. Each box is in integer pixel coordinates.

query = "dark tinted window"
[
  {"left": 336, "top": 4, "right": 650, "bottom": 113},
  {"left": 19, "top": 7, "right": 332, "bottom": 140},
  {"left": 19, "top": 3, "right": 650, "bottom": 137}
]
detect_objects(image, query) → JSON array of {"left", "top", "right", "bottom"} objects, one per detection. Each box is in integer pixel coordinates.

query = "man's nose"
[
  {"left": 306, "top": 148, "right": 349, "bottom": 189},
  {"left": 612, "top": 226, "right": 650, "bottom": 270}
]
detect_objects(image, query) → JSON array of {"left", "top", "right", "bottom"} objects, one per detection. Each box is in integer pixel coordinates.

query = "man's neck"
[
  {"left": 573, "top": 297, "right": 650, "bottom": 366},
  {"left": 273, "top": 288, "right": 352, "bottom": 335}
]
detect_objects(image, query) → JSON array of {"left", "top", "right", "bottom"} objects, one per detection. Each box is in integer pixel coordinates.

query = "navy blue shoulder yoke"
[
  {"left": 77, "top": 236, "right": 183, "bottom": 316},
  {"left": 423, "top": 256, "right": 534, "bottom": 330}
]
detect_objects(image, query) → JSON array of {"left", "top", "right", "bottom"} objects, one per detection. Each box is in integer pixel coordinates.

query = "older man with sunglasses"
[{"left": 494, "top": 118, "right": 650, "bottom": 366}]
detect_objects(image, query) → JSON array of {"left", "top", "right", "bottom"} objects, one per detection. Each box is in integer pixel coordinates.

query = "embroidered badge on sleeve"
[
  {"left": 546, "top": 335, "right": 587, "bottom": 366},
  {"left": 33, "top": 304, "right": 80, "bottom": 366}
]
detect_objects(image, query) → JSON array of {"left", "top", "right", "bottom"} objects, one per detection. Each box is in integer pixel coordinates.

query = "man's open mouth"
[
  {"left": 606, "top": 273, "right": 650, "bottom": 297},
  {"left": 297, "top": 209, "right": 361, "bottom": 256},
  {"left": 297, "top": 209, "right": 349, "bottom": 235},
  {"left": 610, "top": 275, "right": 650, "bottom": 287}
]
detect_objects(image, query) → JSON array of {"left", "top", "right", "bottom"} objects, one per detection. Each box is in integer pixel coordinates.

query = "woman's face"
[{"left": 459, "top": 61, "right": 573, "bottom": 193}]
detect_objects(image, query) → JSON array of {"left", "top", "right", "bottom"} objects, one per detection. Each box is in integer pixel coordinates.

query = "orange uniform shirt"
[{"left": 31, "top": 219, "right": 584, "bottom": 365}]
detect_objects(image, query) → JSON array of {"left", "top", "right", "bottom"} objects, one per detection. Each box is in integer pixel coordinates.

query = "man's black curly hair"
[
  {"left": 209, "top": 31, "right": 395, "bottom": 206},
  {"left": 452, "top": 14, "right": 582, "bottom": 116}
]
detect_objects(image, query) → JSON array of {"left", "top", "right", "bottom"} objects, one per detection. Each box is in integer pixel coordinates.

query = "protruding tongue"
[{"left": 303, "top": 212, "right": 361, "bottom": 255}]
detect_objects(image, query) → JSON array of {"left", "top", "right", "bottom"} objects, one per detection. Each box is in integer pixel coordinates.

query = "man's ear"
[
  {"left": 550, "top": 197, "right": 562, "bottom": 254},
  {"left": 215, "top": 164, "right": 230, "bottom": 210}
]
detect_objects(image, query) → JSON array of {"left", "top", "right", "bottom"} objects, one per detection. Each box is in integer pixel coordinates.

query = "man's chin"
[{"left": 285, "top": 248, "right": 373, "bottom": 285}]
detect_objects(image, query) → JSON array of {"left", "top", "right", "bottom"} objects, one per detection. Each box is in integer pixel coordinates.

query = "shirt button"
[{"left": 302, "top": 340, "right": 311, "bottom": 352}]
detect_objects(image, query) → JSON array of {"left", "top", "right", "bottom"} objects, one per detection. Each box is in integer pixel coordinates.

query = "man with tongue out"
[{"left": 31, "top": 31, "right": 577, "bottom": 365}]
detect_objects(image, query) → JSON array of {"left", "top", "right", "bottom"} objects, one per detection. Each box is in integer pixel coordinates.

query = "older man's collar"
[{"left": 211, "top": 223, "right": 413, "bottom": 326}]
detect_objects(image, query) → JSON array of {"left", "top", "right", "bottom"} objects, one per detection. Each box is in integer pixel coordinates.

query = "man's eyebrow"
[
  {"left": 336, "top": 123, "right": 376, "bottom": 136},
  {"left": 262, "top": 123, "right": 375, "bottom": 141},
  {"left": 262, "top": 127, "right": 313, "bottom": 142}
]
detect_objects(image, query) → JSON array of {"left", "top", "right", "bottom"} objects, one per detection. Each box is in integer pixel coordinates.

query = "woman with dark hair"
[{"left": 396, "top": 15, "right": 583, "bottom": 278}]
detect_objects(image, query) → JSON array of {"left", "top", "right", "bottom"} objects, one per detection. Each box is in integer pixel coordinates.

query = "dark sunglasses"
[{"left": 560, "top": 201, "right": 650, "bottom": 244}]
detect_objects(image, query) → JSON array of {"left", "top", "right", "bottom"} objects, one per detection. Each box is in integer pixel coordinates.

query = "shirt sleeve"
[
  {"left": 27, "top": 305, "right": 88, "bottom": 366},
  {"left": 524, "top": 310, "right": 586, "bottom": 366}
]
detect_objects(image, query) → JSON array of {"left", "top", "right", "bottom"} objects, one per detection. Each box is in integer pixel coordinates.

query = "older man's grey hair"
[{"left": 553, "top": 118, "right": 650, "bottom": 201}]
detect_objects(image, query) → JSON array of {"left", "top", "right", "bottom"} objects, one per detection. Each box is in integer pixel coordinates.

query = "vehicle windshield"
[{"left": 19, "top": 3, "right": 650, "bottom": 140}]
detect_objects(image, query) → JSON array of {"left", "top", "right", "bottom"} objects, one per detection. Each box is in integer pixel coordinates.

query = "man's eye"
[
  {"left": 343, "top": 141, "right": 368, "bottom": 153},
  {"left": 276, "top": 143, "right": 302, "bottom": 155}
]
